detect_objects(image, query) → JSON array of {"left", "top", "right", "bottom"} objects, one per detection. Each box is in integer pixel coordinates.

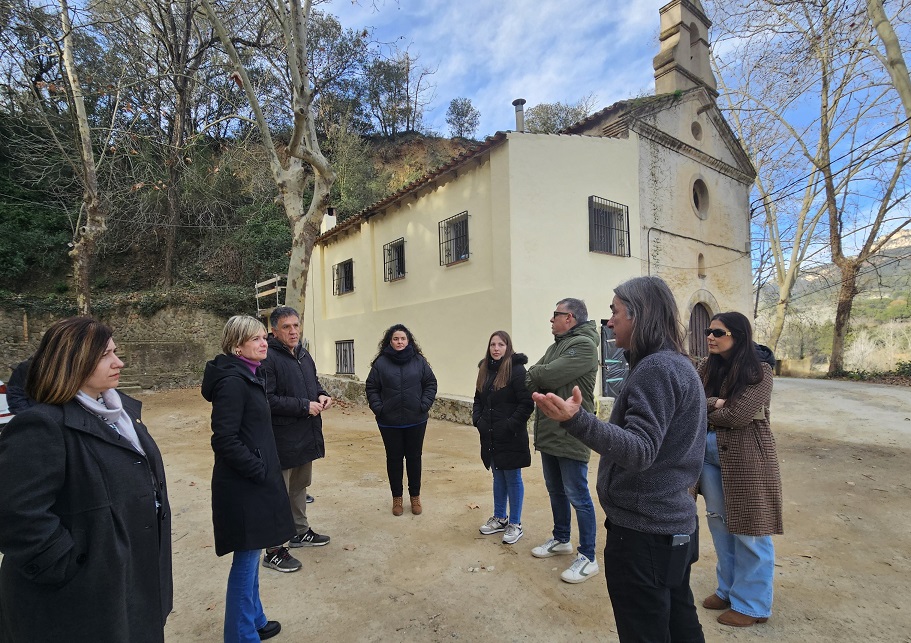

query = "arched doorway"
[{"left": 688, "top": 303, "right": 711, "bottom": 358}]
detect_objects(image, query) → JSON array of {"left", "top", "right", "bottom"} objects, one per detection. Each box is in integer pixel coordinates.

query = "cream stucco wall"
[
  {"left": 304, "top": 113, "right": 753, "bottom": 399},
  {"left": 305, "top": 146, "right": 515, "bottom": 400},
  {"left": 504, "top": 133, "right": 643, "bottom": 374}
]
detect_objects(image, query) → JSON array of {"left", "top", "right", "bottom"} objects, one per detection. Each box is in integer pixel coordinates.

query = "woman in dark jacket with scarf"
[
  {"left": 698, "top": 311, "right": 782, "bottom": 628},
  {"left": 365, "top": 324, "right": 437, "bottom": 516},
  {"left": 202, "top": 316, "right": 295, "bottom": 643},
  {"left": 473, "top": 331, "right": 534, "bottom": 545},
  {"left": 0, "top": 317, "right": 172, "bottom": 643}
]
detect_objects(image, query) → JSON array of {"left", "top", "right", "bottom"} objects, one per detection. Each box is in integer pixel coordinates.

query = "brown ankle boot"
[
  {"left": 410, "top": 495, "right": 422, "bottom": 515},
  {"left": 392, "top": 497, "right": 403, "bottom": 516}
]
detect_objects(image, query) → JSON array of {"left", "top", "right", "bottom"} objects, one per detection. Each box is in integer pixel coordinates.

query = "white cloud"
[{"left": 329, "top": 0, "right": 669, "bottom": 136}]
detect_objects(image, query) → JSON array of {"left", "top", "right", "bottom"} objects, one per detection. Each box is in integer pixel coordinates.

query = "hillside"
[{"left": 1, "top": 133, "right": 477, "bottom": 300}]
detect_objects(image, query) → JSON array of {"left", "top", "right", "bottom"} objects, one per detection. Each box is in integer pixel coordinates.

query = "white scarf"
[{"left": 75, "top": 389, "right": 145, "bottom": 455}]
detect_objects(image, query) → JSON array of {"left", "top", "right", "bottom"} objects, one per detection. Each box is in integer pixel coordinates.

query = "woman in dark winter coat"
[
  {"left": 472, "top": 331, "right": 534, "bottom": 545},
  {"left": 698, "top": 311, "right": 782, "bottom": 628},
  {"left": 365, "top": 324, "right": 437, "bottom": 516},
  {"left": 0, "top": 317, "right": 172, "bottom": 643},
  {"left": 201, "top": 316, "right": 294, "bottom": 643}
]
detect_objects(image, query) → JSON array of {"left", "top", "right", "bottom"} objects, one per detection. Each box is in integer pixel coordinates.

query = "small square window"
[
  {"left": 332, "top": 259, "right": 354, "bottom": 295},
  {"left": 588, "top": 196, "right": 630, "bottom": 257},
  {"left": 383, "top": 238, "right": 406, "bottom": 281},
  {"left": 439, "top": 212, "right": 469, "bottom": 266},
  {"left": 335, "top": 340, "right": 354, "bottom": 374}
]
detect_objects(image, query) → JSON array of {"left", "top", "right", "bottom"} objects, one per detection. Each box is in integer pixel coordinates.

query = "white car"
[{"left": 0, "top": 380, "right": 13, "bottom": 426}]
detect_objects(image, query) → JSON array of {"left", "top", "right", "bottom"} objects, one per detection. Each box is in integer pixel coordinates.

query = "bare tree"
[
  {"left": 98, "top": 0, "right": 221, "bottom": 286},
  {"left": 707, "top": 0, "right": 911, "bottom": 372},
  {"left": 201, "top": 0, "right": 336, "bottom": 313},
  {"left": 57, "top": 0, "right": 104, "bottom": 313},
  {"left": 0, "top": 0, "right": 125, "bottom": 313}
]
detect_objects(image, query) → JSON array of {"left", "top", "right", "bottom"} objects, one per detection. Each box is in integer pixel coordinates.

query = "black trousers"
[
  {"left": 604, "top": 520, "right": 705, "bottom": 643},
  {"left": 378, "top": 422, "right": 427, "bottom": 497}
]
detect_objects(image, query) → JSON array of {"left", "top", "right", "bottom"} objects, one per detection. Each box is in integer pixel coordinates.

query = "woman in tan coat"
[{"left": 697, "top": 311, "right": 782, "bottom": 628}]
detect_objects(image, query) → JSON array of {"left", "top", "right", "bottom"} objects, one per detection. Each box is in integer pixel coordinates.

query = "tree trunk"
[
  {"left": 867, "top": 0, "right": 911, "bottom": 118},
  {"left": 163, "top": 168, "right": 179, "bottom": 287},
  {"left": 60, "top": 0, "right": 103, "bottom": 315},
  {"left": 285, "top": 163, "right": 334, "bottom": 313},
  {"left": 828, "top": 261, "right": 860, "bottom": 374},
  {"left": 768, "top": 299, "right": 788, "bottom": 353}
]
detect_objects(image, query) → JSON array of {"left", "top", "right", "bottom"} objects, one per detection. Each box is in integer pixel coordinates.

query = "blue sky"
[{"left": 328, "top": 0, "right": 669, "bottom": 138}]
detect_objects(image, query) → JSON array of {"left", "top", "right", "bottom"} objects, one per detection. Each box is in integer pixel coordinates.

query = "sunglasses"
[{"left": 704, "top": 328, "right": 733, "bottom": 338}]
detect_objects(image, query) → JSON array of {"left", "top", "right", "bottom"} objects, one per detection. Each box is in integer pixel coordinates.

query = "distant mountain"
[{"left": 759, "top": 230, "right": 911, "bottom": 308}]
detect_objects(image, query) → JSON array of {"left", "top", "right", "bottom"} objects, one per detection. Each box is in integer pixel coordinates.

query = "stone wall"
[
  {"left": 1, "top": 308, "right": 619, "bottom": 423},
  {"left": 0, "top": 307, "right": 224, "bottom": 387},
  {"left": 320, "top": 374, "right": 617, "bottom": 427}
]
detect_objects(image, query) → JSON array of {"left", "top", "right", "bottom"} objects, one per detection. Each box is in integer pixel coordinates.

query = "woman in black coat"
[
  {"left": 0, "top": 317, "right": 172, "bottom": 643},
  {"left": 201, "top": 315, "right": 294, "bottom": 643},
  {"left": 365, "top": 324, "right": 437, "bottom": 516},
  {"left": 472, "top": 330, "right": 534, "bottom": 545}
]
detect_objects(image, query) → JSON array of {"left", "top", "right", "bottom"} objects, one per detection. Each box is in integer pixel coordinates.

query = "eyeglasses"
[
  {"left": 704, "top": 328, "right": 733, "bottom": 338},
  {"left": 552, "top": 311, "right": 572, "bottom": 318}
]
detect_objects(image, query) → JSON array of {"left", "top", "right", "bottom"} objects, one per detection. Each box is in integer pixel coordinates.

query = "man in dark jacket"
[{"left": 260, "top": 306, "right": 332, "bottom": 573}]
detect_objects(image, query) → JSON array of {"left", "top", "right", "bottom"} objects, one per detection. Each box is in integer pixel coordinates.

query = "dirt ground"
[{"left": 142, "top": 377, "right": 911, "bottom": 643}]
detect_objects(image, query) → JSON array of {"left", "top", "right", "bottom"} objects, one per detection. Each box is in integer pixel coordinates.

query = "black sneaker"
[
  {"left": 258, "top": 621, "right": 281, "bottom": 640},
  {"left": 306, "top": 494, "right": 315, "bottom": 504},
  {"left": 289, "top": 528, "right": 330, "bottom": 547},
  {"left": 262, "top": 547, "right": 302, "bottom": 572}
]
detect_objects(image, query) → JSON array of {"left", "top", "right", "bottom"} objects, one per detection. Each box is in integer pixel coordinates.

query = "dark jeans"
[
  {"left": 379, "top": 422, "right": 427, "bottom": 497},
  {"left": 604, "top": 520, "right": 705, "bottom": 643}
]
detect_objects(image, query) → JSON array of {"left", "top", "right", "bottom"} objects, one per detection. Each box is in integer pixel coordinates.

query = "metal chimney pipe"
[{"left": 512, "top": 98, "right": 526, "bottom": 132}]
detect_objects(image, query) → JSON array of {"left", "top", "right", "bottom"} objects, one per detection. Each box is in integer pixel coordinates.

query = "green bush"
[
  {"left": 895, "top": 361, "right": 911, "bottom": 377},
  {"left": 0, "top": 199, "right": 71, "bottom": 290}
]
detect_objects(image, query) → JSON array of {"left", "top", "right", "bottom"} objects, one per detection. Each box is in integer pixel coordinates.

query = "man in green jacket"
[{"left": 526, "top": 298, "right": 600, "bottom": 584}]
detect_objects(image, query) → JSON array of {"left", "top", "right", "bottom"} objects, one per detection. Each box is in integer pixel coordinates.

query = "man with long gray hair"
[
  {"left": 534, "top": 277, "right": 706, "bottom": 642},
  {"left": 526, "top": 297, "right": 600, "bottom": 584}
]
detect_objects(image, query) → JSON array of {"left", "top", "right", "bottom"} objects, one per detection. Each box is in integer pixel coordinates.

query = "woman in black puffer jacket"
[
  {"left": 472, "top": 331, "right": 534, "bottom": 545},
  {"left": 365, "top": 324, "right": 437, "bottom": 516}
]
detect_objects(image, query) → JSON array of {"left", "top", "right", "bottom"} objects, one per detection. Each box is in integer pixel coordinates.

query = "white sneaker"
[
  {"left": 531, "top": 537, "right": 574, "bottom": 558},
  {"left": 502, "top": 523, "right": 523, "bottom": 545},
  {"left": 560, "top": 553, "right": 600, "bottom": 584},
  {"left": 479, "top": 516, "right": 508, "bottom": 535}
]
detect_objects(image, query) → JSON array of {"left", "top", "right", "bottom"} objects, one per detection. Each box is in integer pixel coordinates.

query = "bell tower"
[{"left": 653, "top": 0, "right": 717, "bottom": 97}]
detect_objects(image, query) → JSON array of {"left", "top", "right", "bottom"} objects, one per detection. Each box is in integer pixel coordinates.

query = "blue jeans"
[
  {"left": 702, "top": 432, "right": 775, "bottom": 618},
  {"left": 492, "top": 467, "right": 524, "bottom": 524},
  {"left": 225, "top": 549, "right": 268, "bottom": 643},
  {"left": 540, "top": 452, "right": 597, "bottom": 562}
]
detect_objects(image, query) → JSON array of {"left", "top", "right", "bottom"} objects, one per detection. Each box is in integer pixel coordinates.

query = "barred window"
[
  {"left": 332, "top": 259, "right": 354, "bottom": 295},
  {"left": 588, "top": 196, "right": 630, "bottom": 257},
  {"left": 335, "top": 340, "right": 355, "bottom": 374},
  {"left": 383, "top": 237, "right": 406, "bottom": 281},
  {"left": 439, "top": 211, "right": 470, "bottom": 266}
]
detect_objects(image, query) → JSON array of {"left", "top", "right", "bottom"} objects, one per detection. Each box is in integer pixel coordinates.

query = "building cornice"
[{"left": 631, "top": 120, "right": 755, "bottom": 184}]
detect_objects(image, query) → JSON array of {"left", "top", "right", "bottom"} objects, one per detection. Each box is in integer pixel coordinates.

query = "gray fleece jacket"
[{"left": 561, "top": 349, "right": 706, "bottom": 535}]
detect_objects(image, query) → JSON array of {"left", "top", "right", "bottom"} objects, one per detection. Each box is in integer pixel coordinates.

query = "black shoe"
[
  {"left": 262, "top": 547, "right": 302, "bottom": 572},
  {"left": 289, "top": 528, "right": 330, "bottom": 547},
  {"left": 258, "top": 620, "right": 281, "bottom": 640},
  {"left": 306, "top": 494, "right": 315, "bottom": 504}
]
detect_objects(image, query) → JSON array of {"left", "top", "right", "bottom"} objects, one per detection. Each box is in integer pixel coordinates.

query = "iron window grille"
[
  {"left": 335, "top": 340, "right": 355, "bottom": 374},
  {"left": 383, "top": 237, "right": 406, "bottom": 281},
  {"left": 439, "top": 211, "right": 470, "bottom": 266},
  {"left": 332, "top": 259, "right": 354, "bottom": 295},
  {"left": 588, "top": 196, "right": 630, "bottom": 257}
]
